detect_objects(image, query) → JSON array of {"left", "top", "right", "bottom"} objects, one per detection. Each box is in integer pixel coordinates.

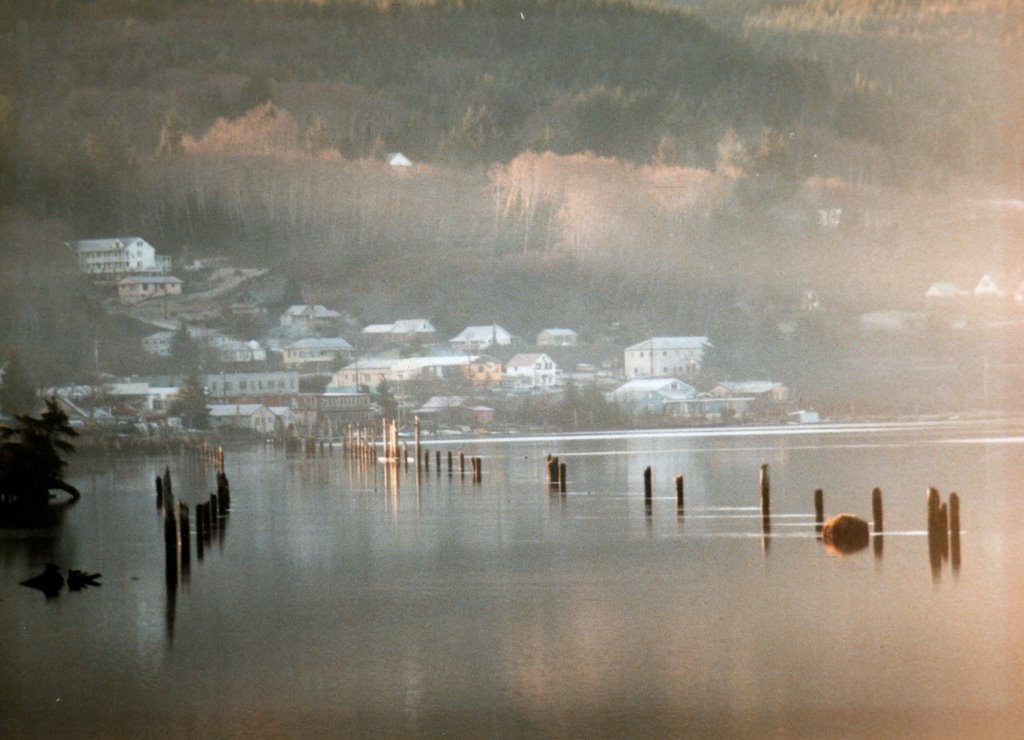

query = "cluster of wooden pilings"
[
  {"left": 341, "top": 416, "right": 484, "bottom": 484},
  {"left": 157, "top": 452, "right": 232, "bottom": 586},
  {"left": 545, "top": 457, "right": 963, "bottom": 565}
]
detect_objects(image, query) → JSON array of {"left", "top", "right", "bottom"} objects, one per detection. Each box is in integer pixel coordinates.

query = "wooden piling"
[
  {"left": 216, "top": 472, "right": 231, "bottom": 512},
  {"left": 872, "top": 487, "right": 883, "bottom": 532},
  {"left": 759, "top": 464, "right": 770, "bottom": 516},
  {"left": 643, "top": 466, "right": 652, "bottom": 503},
  {"left": 424, "top": 449, "right": 430, "bottom": 472},
  {"left": 559, "top": 462, "right": 566, "bottom": 494},
  {"left": 178, "top": 503, "right": 190, "bottom": 564},
  {"left": 814, "top": 489, "right": 824, "bottom": 533},
  {"left": 195, "top": 504, "right": 205, "bottom": 559},
  {"left": 938, "top": 502, "right": 949, "bottom": 560},
  {"left": 414, "top": 416, "right": 421, "bottom": 469},
  {"left": 164, "top": 507, "right": 179, "bottom": 553},
  {"left": 436, "top": 450, "right": 441, "bottom": 474},
  {"left": 927, "top": 486, "right": 941, "bottom": 533},
  {"left": 155, "top": 475, "right": 163, "bottom": 506},
  {"left": 447, "top": 451, "right": 453, "bottom": 475},
  {"left": 402, "top": 443, "right": 408, "bottom": 472},
  {"left": 459, "top": 451, "right": 465, "bottom": 477},
  {"left": 949, "top": 492, "right": 961, "bottom": 571},
  {"left": 675, "top": 474, "right": 684, "bottom": 509},
  {"left": 927, "top": 487, "right": 944, "bottom": 576},
  {"left": 210, "top": 494, "right": 219, "bottom": 531}
]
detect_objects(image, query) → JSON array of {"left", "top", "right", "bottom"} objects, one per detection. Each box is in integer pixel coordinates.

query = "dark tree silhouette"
[{"left": 0, "top": 397, "right": 80, "bottom": 512}]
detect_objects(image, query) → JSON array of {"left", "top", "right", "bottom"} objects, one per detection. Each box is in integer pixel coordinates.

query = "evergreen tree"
[
  {"left": 175, "top": 369, "right": 210, "bottom": 430},
  {"left": 0, "top": 397, "right": 80, "bottom": 507},
  {"left": 376, "top": 378, "right": 397, "bottom": 421},
  {"left": 1, "top": 353, "right": 37, "bottom": 417}
]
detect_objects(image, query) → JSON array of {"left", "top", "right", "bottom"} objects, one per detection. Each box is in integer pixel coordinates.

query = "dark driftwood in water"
[
  {"left": 821, "top": 514, "right": 870, "bottom": 553},
  {"left": 20, "top": 563, "right": 64, "bottom": 596}
]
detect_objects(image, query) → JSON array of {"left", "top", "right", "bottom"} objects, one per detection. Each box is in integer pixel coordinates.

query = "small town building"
[
  {"left": 279, "top": 304, "right": 343, "bottom": 331},
  {"left": 74, "top": 237, "right": 171, "bottom": 276},
  {"left": 289, "top": 392, "right": 375, "bottom": 436},
  {"left": 609, "top": 378, "right": 697, "bottom": 413},
  {"left": 327, "top": 356, "right": 397, "bottom": 391},
  {"left": 215, "top": 338, "right": 267, "bottom": 365},
  {"left": 208, "top": 404, "right": 290, "bottom": 435},
  {"left": 974, "top": 274, "right": 1004, "bottom": 298},
  {"left": 536, "top": 328, "right": 578, "bottom": 347},
  {"left": 204, "top": 371, "right": 299, "bottom": 401},
  {"left": 117, "top": 276, "right": 183, "bottom": 304},
  {"left": 391, "top": 319, "right": 436, "bottom": 342},
  {"left": 415, "top": 396, "right": 494, "bottom": 429},
  {"left": 282, "top": 337, "right": 354, "bottom": 371},
  {"left": 710, "top": 381, "right": 789, "bottom": 403},
  {"left": 450, "top": 325, "right": 514, "bottom": 352},
  {"left": 925, "top": 282, "right": 967, "bottom": 300},
  {"left": 359, "top": 319, "right": 436, "bottom": 344},
  {"left": 623, "top": 337, "right": 710, "bottom": 379},
  {"left": 467, "top": 357, "right": 503, "bottom": 387},
  {"left": 504, "top": 353, "right": 558, "bottom": 389},
  {"left": 142, "top": 331, "right": 176, "bottom": 357}
]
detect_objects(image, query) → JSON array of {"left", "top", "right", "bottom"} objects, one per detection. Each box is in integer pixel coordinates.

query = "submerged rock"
[{"left": 821, "top": 513, "right": 870, "bottom": 553}]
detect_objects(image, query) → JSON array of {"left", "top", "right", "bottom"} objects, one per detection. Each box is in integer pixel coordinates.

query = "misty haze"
[{"left": 2, "top": 1, "right": 1023, "bottom": 737}]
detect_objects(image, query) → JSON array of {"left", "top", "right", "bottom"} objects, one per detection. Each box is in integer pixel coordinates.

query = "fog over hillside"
[{"left": 0, "top": 0, "right": 1021, "bottom": 414}]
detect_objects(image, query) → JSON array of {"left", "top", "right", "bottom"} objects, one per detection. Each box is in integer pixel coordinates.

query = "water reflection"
[
  {"left": 160, "top": 465, "right": 232, "bottom": 643},
  {"left": 4, "top": 422, "right": 1011, "bottom": 735}
]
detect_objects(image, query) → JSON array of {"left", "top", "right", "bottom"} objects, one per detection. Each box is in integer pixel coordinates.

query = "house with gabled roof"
[
  {"left": 504, "top": 353, "right": 558, "bottom": 389},
  {"left": 450, "top": 324, "right": 513, "bottom": 352},
  {"left": 282, "top": 337, "right": 354, "bottom": 371},
  {"left": 279, "top": 305, "right": 342, "bottom": 331},
  {"left": 536, "top": 328, "right": 578, "bottom": 347},
  {"left": 974, "top": 274, "right": 1004, "bottom": 298},
  {"left": 610, "top": 378, "right": 696, "bottom": 407},
  {"left": 208, "top": 403, "right": 291, "bottom": 435},
  {"left": 360, "top": 319, "right": 436, "bottom": 345},
  {"left": 117, "top": 275, "right": 183, "bottom": 304}
]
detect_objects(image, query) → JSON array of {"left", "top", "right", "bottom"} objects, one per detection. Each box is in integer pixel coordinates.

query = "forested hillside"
[{"left": 0, "top": 0, "right": 1021, "bottom": 411}]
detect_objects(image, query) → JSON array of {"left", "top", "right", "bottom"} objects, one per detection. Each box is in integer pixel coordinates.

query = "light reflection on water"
[{"left": 2, "top": 420, "right": 1024, "bottom": 737}]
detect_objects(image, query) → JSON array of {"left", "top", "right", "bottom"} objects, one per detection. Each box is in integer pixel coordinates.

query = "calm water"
[{"left": 3, "top": 421, "right": 1024, "bottom": 738}]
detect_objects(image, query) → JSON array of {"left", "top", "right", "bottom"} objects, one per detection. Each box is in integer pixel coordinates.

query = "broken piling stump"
[{"left": 821, "top": 513, "right": 870, "bottom": 554}]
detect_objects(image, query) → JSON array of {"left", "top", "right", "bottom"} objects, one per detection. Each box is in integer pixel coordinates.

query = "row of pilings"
[
  {"left": 341, "top": 417, "right": 484, "bottom": 484},
  {"left": 546, "top": 458, "right": 962, "bottom": 566},
  {"left": 157, "top": 449, "right": 232, "bottom": 589}
]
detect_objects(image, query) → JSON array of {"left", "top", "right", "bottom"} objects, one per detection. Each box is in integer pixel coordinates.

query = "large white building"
[
  {"left": 74, "top": 237, "right": 171, "bottom": 276},
  {"left": 623, "top": 337, "right": 710, "bottom": 379}
]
